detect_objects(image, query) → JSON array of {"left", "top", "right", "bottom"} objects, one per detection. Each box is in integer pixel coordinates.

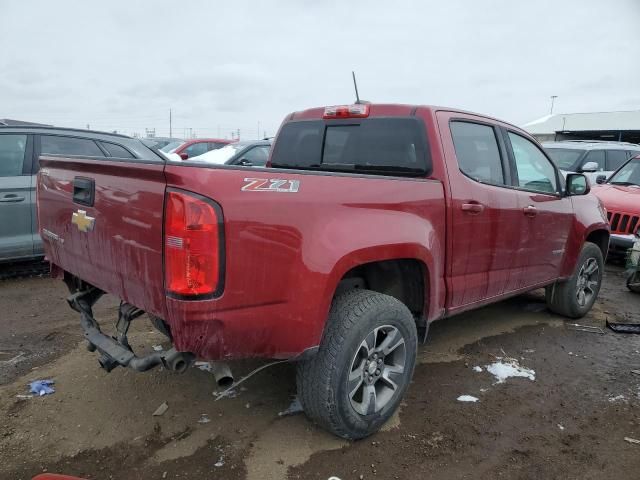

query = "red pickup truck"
[{"left": 37, "top": 103, "right": 609, "bottom": 439}]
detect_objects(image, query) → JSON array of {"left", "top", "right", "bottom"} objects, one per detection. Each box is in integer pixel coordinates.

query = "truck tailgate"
[{"left": 37, "top": 156, "right": 167, "bottom": 317}]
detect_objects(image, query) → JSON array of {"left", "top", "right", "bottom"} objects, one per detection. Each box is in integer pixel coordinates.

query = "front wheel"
[
  {"left": 297, "top": 289, "right": 418, "bottom": 440},
  {"left": 546, "top": 242, "right": 604, "bottom": 318}
]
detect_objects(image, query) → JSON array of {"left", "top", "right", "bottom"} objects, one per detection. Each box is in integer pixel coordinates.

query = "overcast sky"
[{"left": 1, "top": 0, "right": 639, "bottom": 139}]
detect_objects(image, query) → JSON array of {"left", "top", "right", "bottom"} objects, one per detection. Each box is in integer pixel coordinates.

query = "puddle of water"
[{"left": 419, "top": 298, "right": 562, "bottom": 364}]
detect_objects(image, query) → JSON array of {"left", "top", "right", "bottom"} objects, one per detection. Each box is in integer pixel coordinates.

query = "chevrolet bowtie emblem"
[{"left": 72, "top": 210, "right": 95, "bottom": 232}]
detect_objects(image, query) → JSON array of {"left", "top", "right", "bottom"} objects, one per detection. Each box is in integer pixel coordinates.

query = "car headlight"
[{"left": 597, "top": 198, "right": 607, "bottom": 220}]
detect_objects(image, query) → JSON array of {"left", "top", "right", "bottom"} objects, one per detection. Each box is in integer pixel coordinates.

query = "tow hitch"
[{"left": 65, "top": 280, "right": 194, "bottom": 373}]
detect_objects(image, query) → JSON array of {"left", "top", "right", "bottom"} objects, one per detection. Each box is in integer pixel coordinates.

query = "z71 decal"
[{"left": 241, "top": 178, "right": 300, "bottom": 193}]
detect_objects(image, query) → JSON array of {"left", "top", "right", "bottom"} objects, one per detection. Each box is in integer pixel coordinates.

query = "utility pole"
[
  {"left": 169, "top": 108, "right": 172, "bottom": 138},
  {"left": 86, "top": 124, "right": 90, "bottom": 130},
  {"left": 550, "top": 95, "right": 558, "bottom": 115},
  {"left": 237, "top": 128, "right": 240, "bottom": 140}
]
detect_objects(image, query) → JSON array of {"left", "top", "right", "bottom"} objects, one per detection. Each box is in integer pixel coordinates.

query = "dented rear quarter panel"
[{"left": 164, "top": 165, "right": 446, "bottom": 360}]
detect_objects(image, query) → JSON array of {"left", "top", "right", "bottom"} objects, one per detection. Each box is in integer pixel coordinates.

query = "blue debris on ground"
[{"left": 29, "top": 379, "right": 55, "bottom": 396}]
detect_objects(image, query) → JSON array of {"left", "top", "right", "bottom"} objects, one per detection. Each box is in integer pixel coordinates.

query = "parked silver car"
[
  {"left": 543, "top": 140, "right": 640, "bottom": 184},
  {"left": 0, "top": 126, "right": 159, "bottom": 262}
]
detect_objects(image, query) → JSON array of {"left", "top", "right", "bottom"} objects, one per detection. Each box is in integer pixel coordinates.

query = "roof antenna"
[{"left": 352, "top": 71, "right": 361, "bottom": 104}]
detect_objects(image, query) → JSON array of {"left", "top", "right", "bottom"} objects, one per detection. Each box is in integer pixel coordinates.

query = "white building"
[{"left": 523, "top": 110, "right": 640, "bottom": 144}]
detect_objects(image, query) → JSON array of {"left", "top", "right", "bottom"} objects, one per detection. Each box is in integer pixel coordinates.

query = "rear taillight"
[
  {"left": 323, "top": 104, "right": 370, "bottom": 119},
  {"left": 164, "top": 189, "right": 223, "bottom": 298}
]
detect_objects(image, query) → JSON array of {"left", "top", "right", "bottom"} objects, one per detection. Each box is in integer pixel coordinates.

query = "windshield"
[
  {"left": 189, "top": 144, "right": 243, "bottom": 164},
  {"left": 543, "top": 148, "right": 584, "bottom": 170},
  {"left": 160, "top": 141, "right": 185, "bottom": 153},
  {"left": 608, "top": 158, "right": 640, "bottom": 186}
]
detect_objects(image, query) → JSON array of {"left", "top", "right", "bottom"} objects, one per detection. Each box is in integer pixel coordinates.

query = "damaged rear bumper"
[{"left": 66, "top": 283, "right": 194, "bottom": 373}]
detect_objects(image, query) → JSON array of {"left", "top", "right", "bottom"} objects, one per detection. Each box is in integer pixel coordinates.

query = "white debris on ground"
[
  {"left": 152, "top": 345, "right": 163, "bottom": 352},
  {"left": 152, "top": 401, "right": 169, "bottom": 416},
  {"left": 214, "top": 457, "right": 225, "bottom": 467},
  {"left": 195, "top": 361, "right": 213, "bottom": 373},
  {"left": 197, "top": 414, "right": 211, "bottom": 424},
  {"left": 557, "top": 424, "right": 565, "bottom": 431},
  {"left": 486, "top": 358, "right": 535, "bottom": 384},
  {"left": 472, "top": 366, "right": 483, "bottom": 373},
  {"left": 457, "top": 395, "right": 479, "bottom": 402},
  {"left": 213, "top": 389, "right": 238, "bottom": 399},
  {"left": 608, "top": 394, "right": 626, "bottom": 403},
  {"left": 278, "top": 396, "right": 303, "bottom": 417}
]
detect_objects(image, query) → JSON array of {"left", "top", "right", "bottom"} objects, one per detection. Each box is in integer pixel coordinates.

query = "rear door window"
[
  {"left": 270, "top": 118, "right": 429, "bottom": 176},
  {"left": 450, "top": 121, "right": 505, "bottom": 185},
  {"left": 41, "top": 135, "right": 104, "bottom": 157},
  {"left": 0, "top": 134, "right": 28, "bottom": 177}
]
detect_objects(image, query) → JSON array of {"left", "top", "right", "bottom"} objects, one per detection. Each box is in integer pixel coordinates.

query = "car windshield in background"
[
  {"left": 608, "top": 158, "right": 640, "bottom": 186},
  {"left": 270, "top": 118, "right": 429, "bottom": 176},
  {"left": 189, "top": 144, "right": 243, "bottom": 164},
  {"left": 161, "top": 141, "right": 185, "bottom": 153},
  {"left": 544, "top": 148, "right": 583, "bottom": 170}
]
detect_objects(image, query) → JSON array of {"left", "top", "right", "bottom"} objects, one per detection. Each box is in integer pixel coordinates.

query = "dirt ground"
[{"left": 1, "top": 263, "right": 640, "bottom": 480}]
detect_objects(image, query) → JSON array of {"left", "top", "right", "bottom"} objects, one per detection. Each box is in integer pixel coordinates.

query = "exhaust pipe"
[
  {"left": 210, "top": 362, "right": 234, "bottom": 387},
  {"left": 163, "top": 350, "right": 195, "bottom": 374}
]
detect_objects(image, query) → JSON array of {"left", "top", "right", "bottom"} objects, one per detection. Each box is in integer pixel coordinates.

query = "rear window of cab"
[{"left": 270, "top": 117, "right": 430, "bottom": 177}]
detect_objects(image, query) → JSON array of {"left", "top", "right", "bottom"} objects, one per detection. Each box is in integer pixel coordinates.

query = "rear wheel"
[
  {"left": 297, "top": 289, "right": 418, "bottom": 439},
  {"left": 628, "top": 271, "right": 640, "bottom": 293},
  {"left": 546, "top": 242, "right": 604, "bottom": 318}
]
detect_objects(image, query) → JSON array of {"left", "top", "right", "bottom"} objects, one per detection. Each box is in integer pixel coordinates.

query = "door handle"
[
  {"left": 523, "top": 205, "right": 538, "bottom": 217},
  {"left": 461, "top": 202, "right": 485, "bottom": 214},
  {"left": 73, "top": 177, "right": 95, "bottom": 206},
  {"left": 0, "top": 194, "right": 25, "bottom": 203}
]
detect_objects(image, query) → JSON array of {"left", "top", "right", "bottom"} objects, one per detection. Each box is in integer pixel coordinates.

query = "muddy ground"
[{"left": 1, "top": 263, "right": 639, "bottom": 480}]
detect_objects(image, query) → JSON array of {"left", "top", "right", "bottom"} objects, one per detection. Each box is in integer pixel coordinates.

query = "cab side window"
[
  {"left": 450, "top": 121, "right": 505, "bottom": 185},
  {"left": 508, "top": 132, "right": 557, "bottom": 194}
]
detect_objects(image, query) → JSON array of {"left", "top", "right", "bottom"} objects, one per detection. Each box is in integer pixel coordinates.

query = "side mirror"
[
  {"left": 596, "top": 175, "right": 607, "bottom": 184},
  {"left": 566, "top": 173, "right": 590, "bottom": 196},
  {"left": 580, "top": 161, "right": 599, "bottom": 173},
  {"left": 179, "top": 152, "right": 188, "bottom": 160},
  {"left": 239, "top": 158, "right": 253, "bottom": 166}
]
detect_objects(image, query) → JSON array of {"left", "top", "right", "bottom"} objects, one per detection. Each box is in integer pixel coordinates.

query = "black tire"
[
  {"left": 628, "top": 271, "right": 640, "bottom": 293},
  {"left": 545, "top": 242, "right": 604, "bottom": 318},
  {"left": 296, "top": 289, "right": 418, "bottom": 440}
]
